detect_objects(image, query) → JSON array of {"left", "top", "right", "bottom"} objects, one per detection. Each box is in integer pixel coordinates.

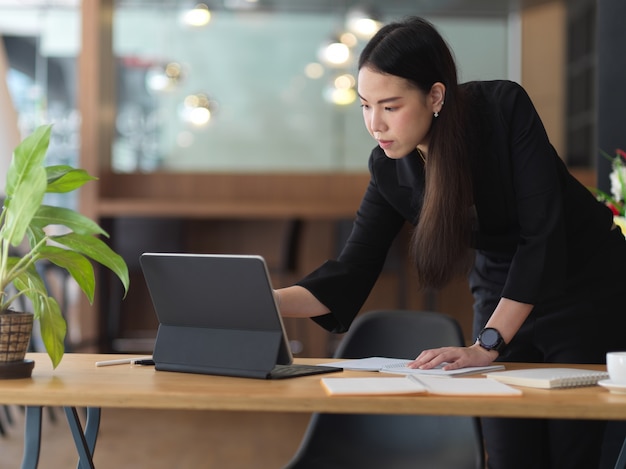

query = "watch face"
[{"left": 480, "top": 328, "right": 500, "bottom": 348}]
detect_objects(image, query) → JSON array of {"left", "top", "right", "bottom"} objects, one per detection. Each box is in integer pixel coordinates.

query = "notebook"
[
  {"left": 139, "top": 253, "right": 342, "bottom": 380},
  {"left": 321, "top": 375, "right": 522, "bottom": 396},
  {"left": 485, "top": 367, "right": 609, "bottom": 389}
]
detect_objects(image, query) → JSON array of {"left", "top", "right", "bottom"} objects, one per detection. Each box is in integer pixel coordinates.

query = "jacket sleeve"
[
  {"left": 496, "top": 81, "right": 568, "bottom": 303},
  {"left": 296, "top": 153, "right": 407, "bottom": 333}
]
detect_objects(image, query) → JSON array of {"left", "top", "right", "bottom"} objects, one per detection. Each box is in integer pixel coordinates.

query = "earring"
[{"left": 434, "top": 101, "right": 444, "bottom": 118}]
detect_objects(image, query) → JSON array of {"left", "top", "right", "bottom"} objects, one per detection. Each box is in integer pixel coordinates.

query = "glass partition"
[
  {"left": 0, "top": 5, "right": 80, "bottom": 208},
  {"left": 112, "top": 4, "right": 512, "bottom": 172},
  {"left": 0, "top": 1, "right": 515, "bottom": 175}
]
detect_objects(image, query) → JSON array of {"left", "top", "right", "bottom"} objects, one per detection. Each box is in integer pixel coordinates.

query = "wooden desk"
[
  {"left": 2, "top": 354, "right": 621, "bottom": 419},
  {"left": 1, "top": 354, "right": 623, "bottom": 468}
]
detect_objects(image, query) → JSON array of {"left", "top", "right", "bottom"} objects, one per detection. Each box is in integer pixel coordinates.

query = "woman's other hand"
[{"left": 407, "top": 344, "right": 498, "bottom": 371}]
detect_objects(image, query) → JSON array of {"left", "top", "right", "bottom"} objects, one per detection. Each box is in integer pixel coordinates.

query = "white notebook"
[
  {"left": 380, "top": 361, "right": 505, "bottom": 377},
  {"left": 319, "top": 356, "right": 504, "bottom": 376},
  {"left": 321, "top": 375, "right": 522, "bottom": 396},
  {"left": 485, "top": 368, "right": 609, "bottom": 389}
]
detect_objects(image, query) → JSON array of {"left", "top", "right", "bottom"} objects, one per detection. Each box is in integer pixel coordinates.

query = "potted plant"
[{"left": 0, "top": 124, "right": 129, "bottom": 375}]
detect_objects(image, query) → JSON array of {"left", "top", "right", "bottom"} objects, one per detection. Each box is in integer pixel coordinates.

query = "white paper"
[
  {"left": 318, "top": 356, "right": 505, "bottom": 376},
  {"left": 413, "top": 375, "right": 522, "bottom": 396},
  {"left": 321, "top": 376, "right": 427, "bottom": 395},
  {"left": 381, "top": 362, "right": 505, "bottom": 377},
  {"left": 319, "top": 357, "right": 409, "bottom": 371}
]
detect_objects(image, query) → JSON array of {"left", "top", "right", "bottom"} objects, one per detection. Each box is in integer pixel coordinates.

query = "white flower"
[
  {"left": 615, "top": 216, "right": 626, "bottom": 234},
  {"left": 609, "top": 164, "right": 626, "bottom": 202}
]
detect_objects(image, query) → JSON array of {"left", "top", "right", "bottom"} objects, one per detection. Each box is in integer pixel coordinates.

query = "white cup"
[{"left": 607, "top": 352, "right": 626, "bottom": 384}]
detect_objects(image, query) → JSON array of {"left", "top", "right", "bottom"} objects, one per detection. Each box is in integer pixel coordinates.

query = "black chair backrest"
[
  {"left": 335, "top": 309, "right": 464, "bottom": 359},
  {"left": 283, "top": 310, "right": 485, "bottom": 469}
]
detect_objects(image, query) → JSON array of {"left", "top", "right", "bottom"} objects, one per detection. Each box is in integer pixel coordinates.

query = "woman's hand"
[
  {"left": 407, "top": 343, "right": 499, "bottom": 371},
  {"left": 407, "top": 297, "right": 532, "bottom": 371}
]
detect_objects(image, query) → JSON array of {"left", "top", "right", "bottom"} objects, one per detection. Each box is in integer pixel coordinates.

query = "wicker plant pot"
[{"left": 0, "top": 311, "right": 35, "bottom": 379}]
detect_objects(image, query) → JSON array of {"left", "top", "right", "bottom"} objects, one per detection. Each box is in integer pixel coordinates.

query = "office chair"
[{"left": 283, "top": 310, "right": 485, "bottom": 469}]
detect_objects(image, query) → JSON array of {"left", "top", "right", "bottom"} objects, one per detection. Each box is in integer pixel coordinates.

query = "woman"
[{"left": 276, "top": 16, "right": 626, "bottom": 468}]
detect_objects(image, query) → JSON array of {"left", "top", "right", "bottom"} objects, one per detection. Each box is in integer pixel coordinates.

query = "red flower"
[
  {"left": 607, "top": 203, "right": 621, "bottom": 216},
  {"left": 617, "top": 148, "right": 626, "bottom": 161}
]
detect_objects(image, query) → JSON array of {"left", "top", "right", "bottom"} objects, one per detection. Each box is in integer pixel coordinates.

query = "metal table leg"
[
  {"left": 21, "top": 406, "right": 43, "bottom": 469},
  {"left": 82, "top": 407, "right": 101, "bottom": 457},
  {"left": 616, "top": 437, "right": 626, "bottom": 469},
  {"left": 64, "top": 407, "right": 101, "bottom": 469},
  {"left": 20, "top": 406, "right": 101, "bottom": 469}
]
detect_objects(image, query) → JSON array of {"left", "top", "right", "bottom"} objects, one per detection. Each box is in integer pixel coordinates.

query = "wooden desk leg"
[
  {"left": 22, "top": 406, "right": 42, "bottom": 469},
  {"left": 64, "top": 407, "right": 100, "bottom": 469}
]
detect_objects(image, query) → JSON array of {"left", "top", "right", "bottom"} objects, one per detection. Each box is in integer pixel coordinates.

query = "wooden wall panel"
[
  {"left": 76, "top": 0, "right": 116, "bottom": 351},
  {"left": 521, "top": 0, "right": 567, "bottom": 155}
]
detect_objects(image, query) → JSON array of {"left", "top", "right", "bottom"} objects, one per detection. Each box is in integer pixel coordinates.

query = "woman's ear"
[{"left": 429, "top": 82, "right": 446, "bottom": 114}]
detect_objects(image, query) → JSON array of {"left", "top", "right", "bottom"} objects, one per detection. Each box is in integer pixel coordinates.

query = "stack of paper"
[{"left": 321, "top": 374, "right": 522, "bottom": 396}]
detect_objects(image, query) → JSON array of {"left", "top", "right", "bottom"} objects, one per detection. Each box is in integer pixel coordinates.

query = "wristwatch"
[{"left": 477, "top": 327, "right": 507, "bottom": 354}]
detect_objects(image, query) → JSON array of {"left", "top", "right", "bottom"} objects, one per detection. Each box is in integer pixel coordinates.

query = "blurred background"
[{"left": 0, "top": 0, "right": 613, "bottom": 358}]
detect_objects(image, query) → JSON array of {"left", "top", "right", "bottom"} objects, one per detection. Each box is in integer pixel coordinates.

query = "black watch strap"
[{"left": 477, "top": 327, "right": 507, "bottom": 354}]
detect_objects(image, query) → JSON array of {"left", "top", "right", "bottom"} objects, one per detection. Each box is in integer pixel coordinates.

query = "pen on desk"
[
  {"left": 95, "top": 356, "right": 153, "bottom": 367},
  {"left": 95, "top": 358, "right": 133, "bottom": 367}
]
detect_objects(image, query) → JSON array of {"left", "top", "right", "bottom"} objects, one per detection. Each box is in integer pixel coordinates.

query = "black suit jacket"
[{"left": 298, "top": 80, "right": 615, "bottom": 333}]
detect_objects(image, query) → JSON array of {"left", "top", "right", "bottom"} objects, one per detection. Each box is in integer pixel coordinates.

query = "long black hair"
[{"left": 359, "top": 17, "right": 474, "bottom": 289}]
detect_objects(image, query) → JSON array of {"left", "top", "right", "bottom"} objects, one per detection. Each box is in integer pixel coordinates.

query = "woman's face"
[{"left": 358, "top": 66, "right": 434, "bottom": 159}]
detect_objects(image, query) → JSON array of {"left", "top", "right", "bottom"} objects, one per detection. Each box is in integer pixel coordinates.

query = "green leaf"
[
  {"left": 46, "top": 165, "right": 98, "bottom": 193},
  {"left": 31, "top": 205, "right": 108, "bottom": 237},
  {"left": 37, "top": 296, "right": 66, "bottom": 369},
  {"left": 589, "top": 187, "right": 615, "bottom": 203},
  {"left": 12, "top": 277, "right": 66, "bottom": 369},
  {"left": 49, "top": 233, "right": 130, "bottom": 295},
  {"left": 11, "top": 263, "right": 49, "bottom": 307},
  {"left": 1, "top": 171, "right": 47, "bottom": 247},
  {"left": 5, "top": 124, "right": 51, "bottom": 196},
  {"left": 39, "top": 246, "right": 96, "bottom": 303},
  {"left": 25, "top": 224, "right": 47, "bottom": 251},
  {"left": 0, "top": 257, "right": 39, "bottom": 310},
  {"left": 1, "top": 125, "right": 51, "bottom": 246}
]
